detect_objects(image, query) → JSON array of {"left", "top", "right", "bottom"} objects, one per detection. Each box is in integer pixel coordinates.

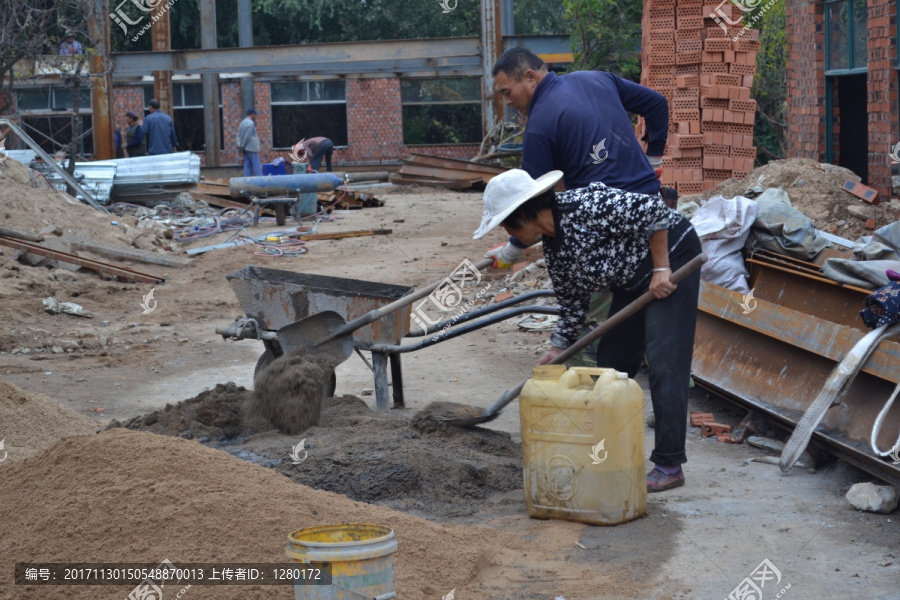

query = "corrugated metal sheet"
[
  {"left": 109, "top": 152, "right": 201, "bottom": 187},
  {"left": 3, "top": 150, "right": 37, "bottom": 166},
  {"left": 43, "top": 161, "right": 117, "bottom": 205}
]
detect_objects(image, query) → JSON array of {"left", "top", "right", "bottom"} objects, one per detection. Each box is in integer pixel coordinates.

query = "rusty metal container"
[{"left": 226, "top": 266, "right": 412, "bottom": 346}]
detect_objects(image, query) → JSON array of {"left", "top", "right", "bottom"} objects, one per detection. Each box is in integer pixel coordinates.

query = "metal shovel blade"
[{"left": 276, "top": 310, "right": 354, "bottom": 364}]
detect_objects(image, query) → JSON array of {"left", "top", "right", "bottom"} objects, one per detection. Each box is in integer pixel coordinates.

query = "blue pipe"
[{"left": 229, "top": 172, "right": 343, "bottom": 197}]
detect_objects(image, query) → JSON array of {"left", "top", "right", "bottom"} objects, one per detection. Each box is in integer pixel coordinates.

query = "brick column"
[
  {"left": 785, "top": 0, "right": 826, "bottom": 161},
  {"left": 866, "top": 0, "right": 897, "bottom": 199}
]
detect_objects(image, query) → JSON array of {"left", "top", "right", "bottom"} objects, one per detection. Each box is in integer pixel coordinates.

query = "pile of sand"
[
  {"left": 0, "top": 157, "right": 175, "bottom": 251},
  {"left": 0, "top": 428, "right": 512, "bottom": 599},
  {"left": 693, "top": 157, "right": 870, "bottom": 231},
  {"left": 0, "top": 378, "right": 99, "bottom": 460}
]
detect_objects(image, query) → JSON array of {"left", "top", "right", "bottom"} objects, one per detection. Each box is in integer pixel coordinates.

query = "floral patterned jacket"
[{"left": 542, "top": 182, "right": 683, "bottom": 348}]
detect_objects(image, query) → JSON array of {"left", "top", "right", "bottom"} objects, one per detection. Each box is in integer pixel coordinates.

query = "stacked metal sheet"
[
  {"left": 3, "top": 150, "right": 38, "bottom": 166},
  {"left": 43, "top": 161, "right": 118, "bottom": 205},
  {"left": 108, "top": 152, "right": 202, "bottom": 202}
]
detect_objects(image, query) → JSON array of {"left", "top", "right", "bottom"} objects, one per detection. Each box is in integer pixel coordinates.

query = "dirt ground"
[{"left": 1, "top": 163, "right": 899, "bottom": 599}]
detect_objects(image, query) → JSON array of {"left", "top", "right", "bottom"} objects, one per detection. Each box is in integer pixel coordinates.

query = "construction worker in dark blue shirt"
[{"left": 487, "top": 48, "right": 669, "bottom": 267}]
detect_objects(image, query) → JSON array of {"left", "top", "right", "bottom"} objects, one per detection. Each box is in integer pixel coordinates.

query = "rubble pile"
[{"left": 689, "top": 158, "right": 899, "bottom": 233}]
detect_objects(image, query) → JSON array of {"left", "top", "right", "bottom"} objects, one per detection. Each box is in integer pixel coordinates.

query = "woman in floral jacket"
[{"left": 475, "top": 169, "right": 702, "bottom": 492}]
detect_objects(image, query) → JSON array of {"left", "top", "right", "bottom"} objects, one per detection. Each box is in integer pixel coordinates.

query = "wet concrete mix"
[{"left": 110, "top": 381, "right": 524, "bottom": 519}]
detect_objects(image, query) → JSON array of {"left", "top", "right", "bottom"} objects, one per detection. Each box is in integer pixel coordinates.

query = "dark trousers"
[
  {"left": 309, "top": 139, "right": 334, "bottom": 172},
  {"left": 594, "top": 218, "right": 702, "bottom": 466}
]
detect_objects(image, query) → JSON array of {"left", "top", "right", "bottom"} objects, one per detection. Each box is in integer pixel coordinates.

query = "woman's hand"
[
  {"left": 538, "top": 346, "right": 565, "bottom": 365},
  {"left": 650, "top": 269, "right": 677, "bottom": 299}
]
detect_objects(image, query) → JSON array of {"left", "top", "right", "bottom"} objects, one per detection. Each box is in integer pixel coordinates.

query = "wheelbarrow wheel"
[{"left": 254, "top": 349, "right": 337, "bottom": 399}]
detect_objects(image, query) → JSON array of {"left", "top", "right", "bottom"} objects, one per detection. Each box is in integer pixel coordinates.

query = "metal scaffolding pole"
[
  {"left": 480, "top": 0, "right": 504, "bottom": 136},
  {"left": 88, "top": 0, "right": 115, "bottom": 160},
  {"left": 200, "top": 0, "right": 221, "bottom": 167},
  {"left": 151, "top": 0, "right": 173, "bottom": 115},
  {"left": 237, "top": 0, "right": 255, "bottom": 114}
]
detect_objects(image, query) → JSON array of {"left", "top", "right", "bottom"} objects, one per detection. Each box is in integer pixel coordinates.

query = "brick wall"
[
  {"left": 866, "top": 0, "right": 897, "bottom": 199},
  {"left": 785, "top": 0, "right": 826, "bottom": 160}
]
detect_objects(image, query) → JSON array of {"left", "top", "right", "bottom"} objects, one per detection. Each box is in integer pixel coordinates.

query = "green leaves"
[{"left": 563, "top": 0, "right": 642, "bottom": 80}]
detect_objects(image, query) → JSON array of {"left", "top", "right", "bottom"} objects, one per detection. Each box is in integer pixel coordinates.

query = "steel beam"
[
  {"left": 88, "top": 0, "right": 115, "bottom": 160},
  {"left": 500, "top": 0, "right": 515, "bottom": 35},
  {"left": 0, "top": 118, "right": 104, "bottom": 211},
  {"left": 692, "top": 281, "right": 900, "bottom": 483},
  {"left": 112, "top": 38, "right": 482, "bottom": 76},
  {"left": 0, "top": 236, "right": 163, "bottom": 283},
  {"left": 200, "top": 0, "right": 221, "bottom": 167},
  {"left": 237, "top": 0, "right": 255, "bottom": 114},
  {"left": 151, "top": 0, "right": 173, "bottom": 114},
  {"left": 110, "top": 36, "right": 573, "bottom": 78},
  {"left": 481, "top": 0, "right": 503, "bottom": 134}
]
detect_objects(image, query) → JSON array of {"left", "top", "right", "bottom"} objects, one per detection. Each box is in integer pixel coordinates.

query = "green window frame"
[
  {"left": 824, "top": 0, "right": 868, "bottom": 75},
  {"left": 269, "top": 80, "right": 347, "bottom": 149},
  {"left": 142, "top": 83, "right": 224, "bottom": 152},
  {"left": 401, "top": 78, "right": 483, "bottom": 146}
]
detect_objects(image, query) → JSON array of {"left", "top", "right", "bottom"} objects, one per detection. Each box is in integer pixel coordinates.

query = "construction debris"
[
  {"left": 392, "top": 152, "right": 509, "bottom": 189},
  {"left": 42, "top": 297, "right": 92, "bottom": 318}
]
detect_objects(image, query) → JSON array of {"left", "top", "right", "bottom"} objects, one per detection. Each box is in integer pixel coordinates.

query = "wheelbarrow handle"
[
  {"left": 482, "top": 252, "right": 708, "bottom": 419},
  {"left": 330, "top": 257, "right": 495, "bottom": 340}
]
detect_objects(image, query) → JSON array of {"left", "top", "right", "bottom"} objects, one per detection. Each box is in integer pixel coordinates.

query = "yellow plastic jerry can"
[{"left": 520, "top": 365, "right": 647, "bottom": 525}]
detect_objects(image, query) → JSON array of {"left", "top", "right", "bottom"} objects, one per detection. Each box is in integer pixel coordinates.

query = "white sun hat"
[{"left": 473, "top": 169, "right": 563, "bottom": 239}]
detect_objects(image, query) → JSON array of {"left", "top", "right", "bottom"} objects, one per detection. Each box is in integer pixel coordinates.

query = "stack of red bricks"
[{"left": 639, "top": 0, "right": 760, "bottom": 195}]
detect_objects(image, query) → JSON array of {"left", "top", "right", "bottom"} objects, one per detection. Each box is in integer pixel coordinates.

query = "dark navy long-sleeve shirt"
[
  {"left": 520, "top": 71, "right": 669, "bottom": 195},
  {"left": 142, "top": 110, "right": 179, "bottom": 155}
]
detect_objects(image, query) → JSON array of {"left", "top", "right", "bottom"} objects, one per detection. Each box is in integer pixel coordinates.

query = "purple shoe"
[{"left": 646, "top": 467, "right": 685, "bottom": 493}]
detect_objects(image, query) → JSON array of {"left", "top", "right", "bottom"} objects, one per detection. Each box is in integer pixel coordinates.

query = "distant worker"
[
  {"left": 59, "top": 33, "right": 83, "bottom": 55},
  {"left": 300, "top": 136, "right": 334, "bottom": 173},
  {"left": 123, "top": 111, "right": 145, "bottom": 158},
  {"left": 236, "top": 108, "right": 262, "bottom": 177},
  {"left": 142, "top": 99, "right": 178, "bottom": 156}
]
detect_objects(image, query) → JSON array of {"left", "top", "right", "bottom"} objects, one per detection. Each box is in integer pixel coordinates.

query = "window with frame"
[
  {"left": 142, "top": 83, "right": 224, "bottom": 151},
  {"left": 825, "top": 0, "right": 867, "bottom": 73},
  {"left": 401, "top": 78, "right": 482, "bottom": 145},
  {"left": 269, "top": 81, "right": 347, "bottom": 149},
  {"left": 16, "top": 86, "right": 94, "bottom": 156}
]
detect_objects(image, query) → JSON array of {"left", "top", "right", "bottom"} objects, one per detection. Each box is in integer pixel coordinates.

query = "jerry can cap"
[{"left": 616, "top": 371, "right": 628, "bottom": 380}]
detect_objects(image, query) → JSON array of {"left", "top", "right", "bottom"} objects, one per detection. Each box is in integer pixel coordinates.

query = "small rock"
[
  {"left": 847, "top": 204, "right": 876, "bottom": 220},
  {"left": 360, "top": 388, "right": 373, "bottom": 396},
  {"left": 846, "top": 482, "right": 899, "bottom": 514},
  {"left": 51, "top": 346, "right": 63, "bottom": 354},
  {"left": 646, "top": 412, "right": 656, "bottom": 428},
  {"left": 879, "top": 559, "right": 892, "bottom": 567}
]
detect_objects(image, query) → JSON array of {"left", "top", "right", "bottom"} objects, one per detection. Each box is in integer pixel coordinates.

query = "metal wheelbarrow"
[{"left": 216, "top": 265, "right": 559, "bottom": 411}]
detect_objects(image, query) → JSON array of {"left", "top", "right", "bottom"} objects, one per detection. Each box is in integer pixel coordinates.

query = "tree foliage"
[
  {"left": 751, "top": 0, "right": 786, "bottom": 163},
  {"left": 110, "top": 0, "right": 568, "bottom": 52},
  {"left": 562, "top": 0, "right": 642, "bottom": 80}
]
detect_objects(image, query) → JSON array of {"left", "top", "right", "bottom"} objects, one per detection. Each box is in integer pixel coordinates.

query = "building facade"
[{"left": 785, "top": 0, "right": 897, "bottom": 199}]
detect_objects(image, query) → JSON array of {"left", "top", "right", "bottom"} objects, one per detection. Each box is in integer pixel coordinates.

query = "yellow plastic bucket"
[{"left": 285, "top": 523, "right": 397, "bottom": 600}]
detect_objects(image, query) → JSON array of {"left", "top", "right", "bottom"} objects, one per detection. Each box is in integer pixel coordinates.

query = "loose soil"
[
  {"left": 112, "top": 385, "right": 523, "bottom": 519},
  {"left": 689, "top": 157, "right": 891, "bottom": 233}
]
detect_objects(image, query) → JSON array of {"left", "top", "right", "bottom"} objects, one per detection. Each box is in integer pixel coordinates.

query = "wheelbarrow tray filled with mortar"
[
  {"left": 217, "top": 264, "right": 561, "bottom": 411},
  {"left": 221, "top": 266, "right": 413, "bottom": 393}
]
